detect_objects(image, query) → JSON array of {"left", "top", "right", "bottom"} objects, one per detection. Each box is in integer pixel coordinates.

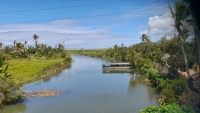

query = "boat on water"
[{"left": 102, "top": 62, "right": 131, "bottom": 69}]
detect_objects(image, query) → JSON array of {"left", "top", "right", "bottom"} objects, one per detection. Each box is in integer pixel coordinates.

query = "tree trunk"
[
  {"left": 194, "top": 27, "right": 200, "bottom": 65},
  {"left": 177, "top": 26, "right": 190, "bottom": 78},
  {"left": 35, "top": 41, "right": 37, "bottom": 51}
]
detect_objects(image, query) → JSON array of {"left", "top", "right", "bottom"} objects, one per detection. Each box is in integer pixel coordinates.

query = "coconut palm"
[
  {"left": 184, "top": 0, "right": 200, "bottom": 65},
  {"left": 24, "top": 41, "right": 27, "bottom": 47},
  {"left": 141, "top": 34, "right": 151, "bottom": 43},
  {"left": 0, "top": 42, "right": 2, "bottom": 49},
  {"left": 13, "top": 40, "right": 16, "bottom": 46},
  {"left": 15, "top": 42, "right": 25, "bottom": 57},
  {"left": 33, "top": 34, "right": 39, "bottom": 50},
  {"left": 168, "top": 0, "right": 190, "bottom": 77}
]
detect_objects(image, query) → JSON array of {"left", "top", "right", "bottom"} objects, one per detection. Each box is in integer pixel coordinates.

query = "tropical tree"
[
  {"left": 184, "top": 0, "right": 200, "bottom": 65},
  {"left": 168, "top": 0, "right": 190, "bottom": 77},
  {"left": 0, "top": 56, "right": 25, "bottom": 107},
  {"left": 58, "top": 43, "right": 64, "bottom": 54},
  {"left": 24, "top": 41, "right": 27, "bottom": 48},
  {"left": 141, "top": 34, "right": 151, "bottom": 43},
  {"left": 13, "top": 40, "right": 16, "bottom": 51},
  {"left": 0, "top": 42, "right": 2, "bottom": 49},
  {"left": 0, "top": 56, "right": 10, "bottom": 78},
  {"left": 33, "top": 34, "right": 39, "bottom": 50},
  {"left": 12, "top": 42, "right": 26, "bottom": 58}
]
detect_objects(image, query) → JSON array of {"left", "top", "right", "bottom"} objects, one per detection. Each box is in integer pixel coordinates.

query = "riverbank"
[
  {"left": 6, "top": 56, "right": 72, "bottom": 85},
  {"left": 0, "top": 55, "right": 159, "bottom": 113}
]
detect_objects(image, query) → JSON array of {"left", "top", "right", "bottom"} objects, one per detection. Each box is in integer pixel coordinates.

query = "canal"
[{"left": 0, "top": 55, "right": 158, "bottom": 113}]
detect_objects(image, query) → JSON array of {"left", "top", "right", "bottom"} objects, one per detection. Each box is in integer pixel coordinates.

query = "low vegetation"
[
  {"left": 0, "top": 34, "right": 72, "bottom": 107},
  {"left": 6, "top": 57, "right": 71, "bottom": 84},
  {"left": 140, "top": 103, "right": 194, "bottom": 113},
  {"left": 69, "top": 1, "right": 200, "bottom": 112}
]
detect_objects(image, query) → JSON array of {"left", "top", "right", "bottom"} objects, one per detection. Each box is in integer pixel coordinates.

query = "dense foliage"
[
  {"left": 0, "top": 57, "right": 25, "bottom": 107},
  {"left": 69, "top": 1, "right": 200, "bottom": 112},
  {"left": 140, "top": 103, "right": 194, "bottom": 113},
  {"left": 0, "top": 34, "right": 71, "bottom": 107}
]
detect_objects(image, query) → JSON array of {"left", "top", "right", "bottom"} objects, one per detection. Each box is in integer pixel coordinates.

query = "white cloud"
[
  {"left": 139, "top": 25, "right": 143, "bottom": 28},
  {"left": 0, "top": 19, "right": 138, "bottom": 49},
  {"left": 140, "top": 12, "right": 175, "bottom": 41}
]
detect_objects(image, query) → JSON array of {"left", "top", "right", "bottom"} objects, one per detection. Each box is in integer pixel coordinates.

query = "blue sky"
[{"left": 0, "top": 0, "right": 175, "bottom": 49}]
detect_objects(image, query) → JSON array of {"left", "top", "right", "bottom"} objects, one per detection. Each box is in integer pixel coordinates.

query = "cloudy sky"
[{"left": 0, "top": 0, "right": 175, "bottom": 49}]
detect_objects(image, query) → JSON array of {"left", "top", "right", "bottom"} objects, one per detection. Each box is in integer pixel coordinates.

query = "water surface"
[{"left": 0, "top": 55, "right": 158, "bottom": 113}]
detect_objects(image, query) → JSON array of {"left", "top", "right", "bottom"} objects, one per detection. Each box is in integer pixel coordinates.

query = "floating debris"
[{"left": 26, "top": 90, "right": 63, "bottom": 97}]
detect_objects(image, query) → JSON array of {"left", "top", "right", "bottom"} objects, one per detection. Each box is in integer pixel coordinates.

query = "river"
[{"left": 0, "top": 55, "right": 158, "bottom": 113}]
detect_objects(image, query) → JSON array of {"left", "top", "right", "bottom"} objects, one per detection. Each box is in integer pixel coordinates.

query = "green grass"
[{"left": 5, "top": 57, "right": 68, "bottom": 84}]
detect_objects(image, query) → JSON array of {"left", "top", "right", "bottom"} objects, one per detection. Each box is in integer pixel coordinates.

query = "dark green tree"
[{"left": 169, "top": 0, "right": 190, "bottom": 77}]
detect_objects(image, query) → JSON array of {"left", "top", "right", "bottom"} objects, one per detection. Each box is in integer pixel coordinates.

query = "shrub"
[
  {"left": 0, "top": 56, "right": 25, "bottom": 107},
  {"left": 140, "top": 103, "right": 194, "bottom": 113},
  {"left": 0, "top": 76, "right": 26, "bottom": 107}
]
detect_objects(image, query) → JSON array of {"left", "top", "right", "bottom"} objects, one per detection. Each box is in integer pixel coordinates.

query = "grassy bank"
[{"left": 6, "top": 56, "right": 72, "bottom": 84}]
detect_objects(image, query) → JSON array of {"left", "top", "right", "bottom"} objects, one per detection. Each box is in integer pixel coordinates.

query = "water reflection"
[
  {"left": 128, "top": 73, "right": 158, "bottom": 101},
  {"left": 1, "top": 55, "right": 158, "bottom": 113},
  {"left": 102, "top": 68, "right": 131, "bottom": 74},
  {"left": 128, "top": 73, "right": 141, "bottom": 87},
  {"left": 42, "top": 63, "right": 72, "bottom": 83},
  {"left": 0, "top": 103, "right": 27, "bottom": 113}
]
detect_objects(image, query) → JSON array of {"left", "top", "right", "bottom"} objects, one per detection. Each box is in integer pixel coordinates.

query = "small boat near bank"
[{"left": 102, "top": 62, "right": 131, "bottom": 69}]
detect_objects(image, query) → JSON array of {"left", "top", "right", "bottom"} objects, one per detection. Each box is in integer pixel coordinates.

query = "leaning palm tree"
[
  {"left": 184, "top": 0, "right": 200, "bottom": 65},
  {"left": 33, "top": 34, "right": 39, "bottom": 50},
  {"left": 168, "top": 0, "right": 190, "bottom": 77},
  {"left": 141, "top": 34, "right": 151, "bottom": 43}
]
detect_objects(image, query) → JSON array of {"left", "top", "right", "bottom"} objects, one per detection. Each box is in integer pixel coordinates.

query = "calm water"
[{"left": 0, "top": 55, "right": 158, "bottom": 113}]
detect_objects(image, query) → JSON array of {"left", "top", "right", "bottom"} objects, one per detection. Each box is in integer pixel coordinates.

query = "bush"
[
  {"left": 140, "top": 103, "right": 194, "bottom": 113},
  {"left": 0, "top": 76, "right": 26, "bottom": 107},
  {"left": 143, "top": 66, "right": 188, "bottom": 105}
]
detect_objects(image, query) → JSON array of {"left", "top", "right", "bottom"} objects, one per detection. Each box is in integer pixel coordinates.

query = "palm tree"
[
  {"left": 184, "top": 0, "right": 200, "bottom": 65},
  {"left": 0, "top": 42, "right": 2, "bottom": 49},
  {"left": 33, "top": 34, "right": 39, "bottom": 50},
  {"left": 24, "top": 41, "right": 27, "bottom": 47},
  {"left": 13, "top": 40, "right": 16, "bottom": 51},
  {"left": 141, "top": 34, "right": 151, "bottom": 43},
  {"left": 168, "top": 0, "right": 190, "bottom": 77}
]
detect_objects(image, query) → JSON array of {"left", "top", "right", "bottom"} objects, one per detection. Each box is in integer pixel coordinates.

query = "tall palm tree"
[
  {"left": 24, "top": 41, "right": 27, "bottom": 47},
  {"left": 169, "top": 0, "right": 190, "bottom": 77},
  {"left": 33, "top": 34, "right": 39, "bottom": 50},
  {"left": 13, "top": 40, "right": 16, "bottom": 51},
  {"left": 0, "top": 42, "right": 2, "bottom": 49},
  {"left": 184, "top": 0, "right": 200, "bottom": 65}
]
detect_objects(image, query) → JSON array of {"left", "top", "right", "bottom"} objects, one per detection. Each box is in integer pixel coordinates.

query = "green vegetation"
[
  {"left": 0, "top": 34, "right": 72, "bottom": 107},
  {"left": 140, "top": 103, "right": 194, "bottom": 113},
  {"left": 0, "top": 0, "right": 200, "bottom": 112},
  {"left": 69, "top": 0, "right": 200, "bottom": 112},
  {"left": 6, "top": 57, "right": 71, "bottom": 84},
  {"left": 0, "top": 57, "right": 25, "bottom": 107}
]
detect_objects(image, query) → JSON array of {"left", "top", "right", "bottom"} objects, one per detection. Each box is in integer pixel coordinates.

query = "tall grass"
[{"left": 6, "top": 56, "right": 71, "bottom": 84}]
